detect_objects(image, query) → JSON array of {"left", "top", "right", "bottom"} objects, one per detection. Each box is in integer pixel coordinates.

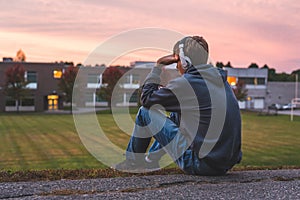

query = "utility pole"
[
  {"left": 291, "top": 74, "right": 299, "bottom": 121},
  {"left": 296, "top": 74, "right": 298, "bottom": 99}
]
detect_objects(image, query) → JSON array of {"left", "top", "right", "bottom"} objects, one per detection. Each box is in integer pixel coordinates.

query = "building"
[
  {"left": 74, "top": 61, "right": 178, "bottom": 108},
  {"left": 1, "top": 59, "right": 297, "bottom": 112},
  {"left": 266, "top": 82, "right": 300, "bottom": 106},
  {"left": 0, "top": 62, "right": 65, "bottom": 112},
  {"left": 224, "top": 67, "right": 268, "bottom": 109},
  {"left": 117, "top": 61, "right": 178, "bottom": 106}
]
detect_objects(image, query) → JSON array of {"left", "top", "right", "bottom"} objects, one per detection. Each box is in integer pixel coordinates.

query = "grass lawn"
[
  {"left": 241, "top": 111, "right": 300, "bottom": 167},
  {"left": 0, "top": 110, "right": 300, "bottom": 172}
]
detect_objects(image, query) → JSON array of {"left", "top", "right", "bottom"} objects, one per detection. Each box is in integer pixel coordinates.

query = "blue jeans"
[{"left": 125, "top": 107, "right": 225, "bottom": 175}]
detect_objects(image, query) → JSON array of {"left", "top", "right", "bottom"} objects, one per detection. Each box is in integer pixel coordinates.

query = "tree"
[
  {"left": 14, "top": 49, "right": 26, "bottom": 62},
  {"left": 267, "top": 67, "right": 299, "bottom": 82},
  {"left": 248, "top": 63, "right": 259, "bottom": 68},
  {"left": 215, "top": 61, "right": 225, "bottom": 68},
  {"left": 4, "top": 64, "right": 29, "bottom": 112},
  {"left": 274, "top": 72, "right": 293, "bottom": 82},
  {"left": 291, "top": 69, "right": 300, "bottom": 82},
  {"left": 267, "top": 68, "right": 277, "bottom": 81},
  {"left": 97, "top": 67, "right": 124, "bottom": 108},
  {"left": 224, "top": 61, "right": 233, "bottom": 68},
  {"left": 58, "top": 65, "right": 78, "bottom": 109},
  {"left": 76, "top": 63, "right": 83, "bottom": 67},
  {"left": 261, "top": 64, "right": 269, "bottom": 69},
  {"left": 291, "top": 69, "right": 300, "bottom": 76},
  {"left": 232, "top": 80, "right": 248, "bottom": 101},
  {"left": 63, "top": 61, "right": 74, "bottom": 66}
]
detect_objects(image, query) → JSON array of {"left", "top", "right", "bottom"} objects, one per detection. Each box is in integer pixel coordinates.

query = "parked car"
[
  {"left": 281, "top": 103, "right": 296, "bottom": 110},
  {"left": 268, "top": 103, "right": 282, "bottom": 110}
]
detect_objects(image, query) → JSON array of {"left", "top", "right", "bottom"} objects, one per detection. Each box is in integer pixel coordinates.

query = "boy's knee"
[
  {"left": 138, "top": 106, "right": 149, "bottom": 113},
  {"left": 137, "top": 106, "right": 149, "bottom": 117},
  {"left": 136, "top": 106, "right": 150, "bottom": 126}
]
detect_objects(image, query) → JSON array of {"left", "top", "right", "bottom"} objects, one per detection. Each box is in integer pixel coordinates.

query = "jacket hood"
[{"left": 185, "top": 64, "right": 228, "bottom": 83}]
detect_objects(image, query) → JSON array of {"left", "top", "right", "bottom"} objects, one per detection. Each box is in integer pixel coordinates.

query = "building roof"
[{"left": 224, "top": 67, "right": 268, "bottom": 78}]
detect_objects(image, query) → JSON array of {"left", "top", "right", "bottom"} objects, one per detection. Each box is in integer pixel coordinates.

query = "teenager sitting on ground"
[{"left": 113, "top": 36, "right": 242, "bottom": 175}]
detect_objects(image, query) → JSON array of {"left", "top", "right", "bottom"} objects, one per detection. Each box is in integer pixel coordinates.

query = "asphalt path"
[
  {"left": 278, "top": 109, "right": 300, "bottom": 116},
  {"left": 0, "top": 169, "right": 299, "bottom": 199}
]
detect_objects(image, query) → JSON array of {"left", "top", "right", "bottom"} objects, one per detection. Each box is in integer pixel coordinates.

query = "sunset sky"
[{"left": 0, "top": 0, "right": 299, "bottom": 73}]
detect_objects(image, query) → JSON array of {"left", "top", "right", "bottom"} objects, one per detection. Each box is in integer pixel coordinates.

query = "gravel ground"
[{"left": 1, "top": 169, "right": 299, "bottom": 199}]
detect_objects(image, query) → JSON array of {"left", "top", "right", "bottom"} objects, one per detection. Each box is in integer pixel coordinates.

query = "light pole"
[
  {"left": 296, "top": 74, "right": 298, "bottom": 100},
  {"left": 291, "top": 74, "right": 299, "bottom": 121}
]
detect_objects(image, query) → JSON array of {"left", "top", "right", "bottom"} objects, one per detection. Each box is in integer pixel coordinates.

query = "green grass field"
[{"left": 0, "top": 110, "right": 299, "bottom": 171}]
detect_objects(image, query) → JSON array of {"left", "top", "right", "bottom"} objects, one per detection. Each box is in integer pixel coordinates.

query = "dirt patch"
[
  {"left": 1, "top": 166, "right": 299, "bottom": 183},
  {"left": 0, "top": 168, "right": 184, "bottom": 182}
]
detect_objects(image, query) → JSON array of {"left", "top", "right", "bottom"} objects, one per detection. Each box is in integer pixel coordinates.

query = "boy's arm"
[{"left": 140, "top": 54, "right": 181, "bottom": 112}]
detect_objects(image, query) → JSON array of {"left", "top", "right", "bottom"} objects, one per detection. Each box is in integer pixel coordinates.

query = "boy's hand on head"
[{"left": 156, "top": 54, "right": 179, "bottom": 68}]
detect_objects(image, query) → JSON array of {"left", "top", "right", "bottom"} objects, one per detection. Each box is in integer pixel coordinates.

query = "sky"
[{"left": 0, "top": 0, "right": 299, "bottom": 73}]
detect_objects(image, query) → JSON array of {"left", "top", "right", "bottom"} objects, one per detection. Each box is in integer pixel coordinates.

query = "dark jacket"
[{"left": 141, "top": 64, "right": 242, "bottom": 172}]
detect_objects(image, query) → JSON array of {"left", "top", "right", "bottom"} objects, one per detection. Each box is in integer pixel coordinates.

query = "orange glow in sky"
[{"left": 0, "top": 0, "right": 299, "bottom": 73}]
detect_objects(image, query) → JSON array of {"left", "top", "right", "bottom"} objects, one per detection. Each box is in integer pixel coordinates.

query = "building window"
[
  {"left": 121, "top": 90, "right": 139, "bottom": 105},
  {"left": 132, "top": 74, "right": 139, "bottom": 84},
  {"left": 238, "top": 77, "right": 255, "bottom": 85},
  {"left": 87, "top": 74, "right": 102, "bottom": 88},
  {"left": 257, "top": 78, "right": 265, "bottom": 85},
  {"left": 85, "top": 92, "right": 94, "bottom": 102},
  {"left": 85, "top": 92, "right": 107, "bottom": 106},
  {"left": 25, "top": 71, "right": 37, "bottom": 89},
  {"left": 123, "top": 74, "right": 140, "bottom": 89},
  {"left": 5, "top": 97, "right": 17, "bottom": 106},
  {"left": 21, "top": 97, "right": 35, "bottom": 106},
  {"left": 227, "top": 76, "right": 237, "bottom": 86},
  {"left": 5, "top": 96, "right": 35, "bottom": 111},
  {"left": 124, "top": 74, "right": 140, "bottom": 84},
  {"left": 239, "top": 77, "right": 266, "bottom": 85},
  {"left": 53, "top": 70, "right": 62, "bottom": 79},
  {"left": 96, "top": 94, "right": 106, "bottom": 102},
  {"left": 47, "top": 95, "right": 59, "bottom": 110},
  {"left": 129, "top": 90, "right": 139, "bottom": 103}
]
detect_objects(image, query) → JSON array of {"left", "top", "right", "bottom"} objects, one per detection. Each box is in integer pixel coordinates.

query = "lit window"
[
  {"left": 47, "top": 95, "right": 59, "bottom": 110},
  {"left": 227, "top": 76, "right": 237, "bottom": 86},
  {"left": 53, "top": 70, "right": 62, "bottom": 79},
  {"left": 48, "top": 95, "right": 59, "bottom": 100},
  {"left": 254, "top": 78, "right": 258, "bottom": 85}
]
